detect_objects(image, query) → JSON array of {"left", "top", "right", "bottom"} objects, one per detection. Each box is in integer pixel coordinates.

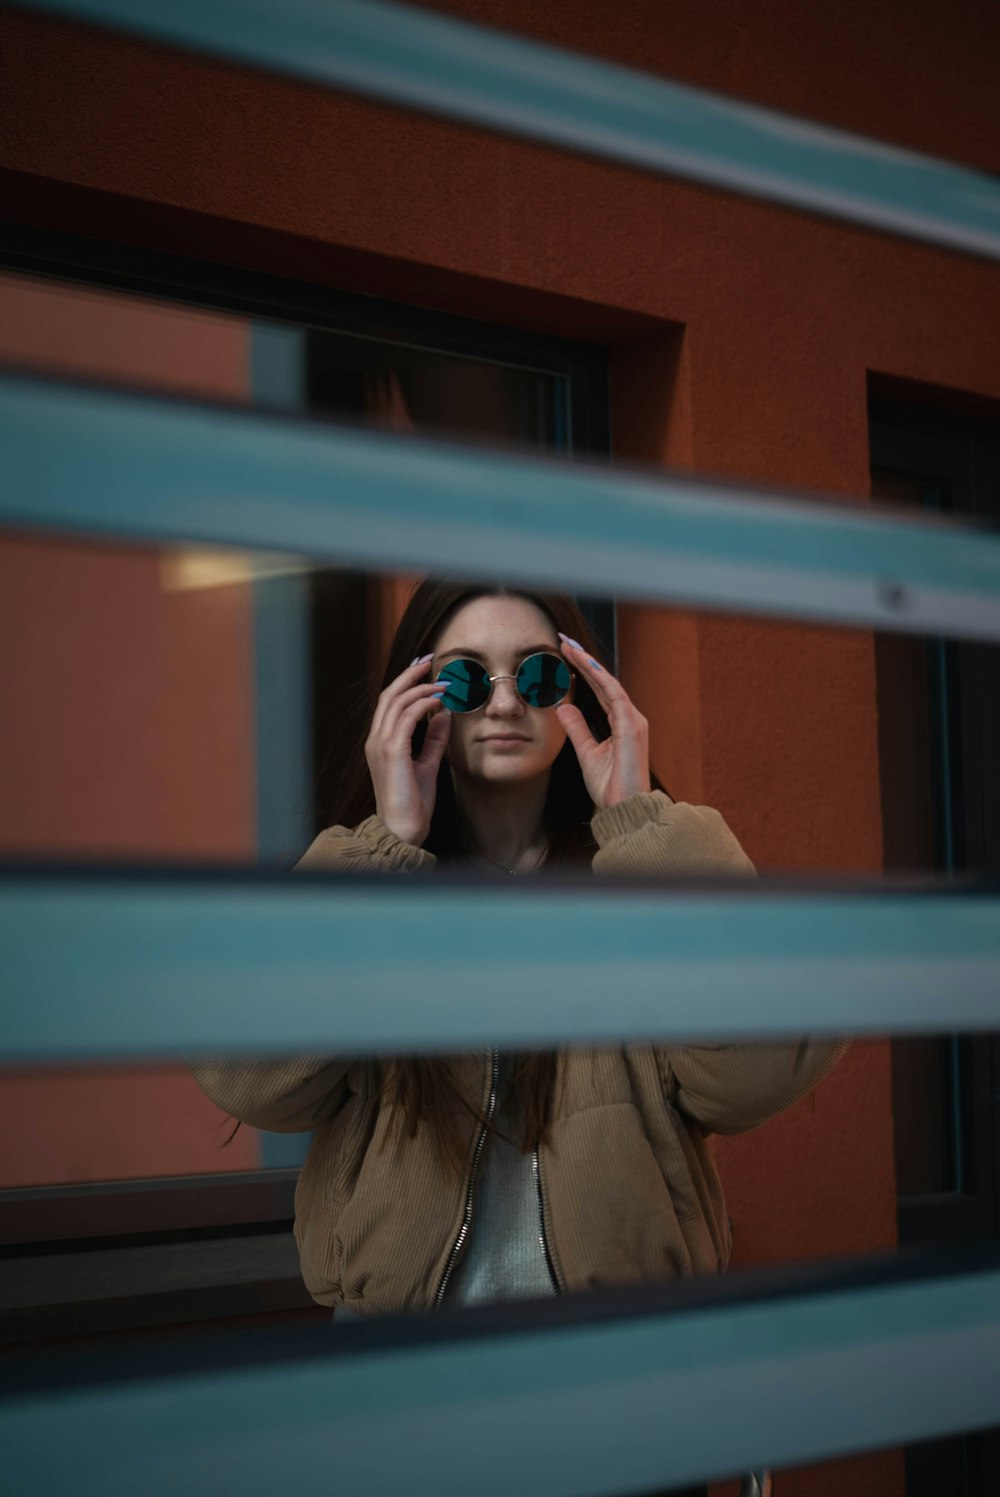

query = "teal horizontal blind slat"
[
  {"left": 4, "top": 873, "right": 1000, "bottom": 1058},
  {"left": 17, "top": 0, "right": 1000, "bottom": 260},
  {"left": 4, "top": 373, "right": 1000, "bottom": 640},
  {"left": 4, "top": 1258, "right": 1000, "bottom": 1494}
]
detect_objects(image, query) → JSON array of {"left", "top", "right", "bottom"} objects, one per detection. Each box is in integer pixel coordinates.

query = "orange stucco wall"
[{"left": 2, "top": 3, "right": 999, "bottom": 1487}]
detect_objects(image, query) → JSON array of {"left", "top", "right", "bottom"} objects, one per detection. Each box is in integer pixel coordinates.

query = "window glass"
[
  {"left": 869, "top": 397, "right": 1000, "bottom": 1241},
  {"left": 0, "top": 269, "right": 588, "bottom": 1189}
]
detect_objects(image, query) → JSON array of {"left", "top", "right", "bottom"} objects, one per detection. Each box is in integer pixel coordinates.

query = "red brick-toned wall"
[{"left": 2, "top": 4, "right": 998, "bottom": 1487}]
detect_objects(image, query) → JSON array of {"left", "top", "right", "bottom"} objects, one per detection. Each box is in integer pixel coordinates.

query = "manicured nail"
[
  {"left": 409, "top": 657, "right": 418, "bottom": 667},
  {"left": 589, "top": 658, "right": 603, "bottom": 670},
  {"left": 559, "top": 633, "right": 583, "bottom": 650},
  {"left": 432, "top": 690, "right": 447, "bottom": 699},
  {"left": 418, "top": 652, "right": 433, "bottom": 663}
]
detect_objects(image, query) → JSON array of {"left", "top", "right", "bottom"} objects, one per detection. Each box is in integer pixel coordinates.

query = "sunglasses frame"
[{"left": 434, "top": 651, "right": 576, "bottom": 714}]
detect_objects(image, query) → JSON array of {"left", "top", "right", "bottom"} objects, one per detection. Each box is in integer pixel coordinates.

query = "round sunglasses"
[{"left": 434, "top": 651, "right": 574, "bottom": 714}]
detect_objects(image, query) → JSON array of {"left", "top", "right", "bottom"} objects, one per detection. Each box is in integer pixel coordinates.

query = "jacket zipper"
[
  {"left": 531, "top": 1146, "right": 564, "bottom": 1293},
  {"left": 433, "top": 1047, "right": 499, "bottom": 1308}
]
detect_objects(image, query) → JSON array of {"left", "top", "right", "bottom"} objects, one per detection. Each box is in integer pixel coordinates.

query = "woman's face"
[{"left": 432, "top": 595, "right": 569, "bottom": 787}]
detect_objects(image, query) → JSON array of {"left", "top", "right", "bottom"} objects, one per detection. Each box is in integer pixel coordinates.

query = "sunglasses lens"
[
  {"left": 436, "top": 659, "right": 491, "bottom": 713},
  {"left": 516, "top": 652, "right": 572, "bottom": 708}
]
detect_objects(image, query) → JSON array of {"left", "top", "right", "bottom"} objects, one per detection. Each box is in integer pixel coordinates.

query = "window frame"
[
  {"left": 869, "top": 391, "right": 1000, "bottom": 1252},
  {"left": 0, "top": 1169, "right": 298, "bottom": 1246},
  {"left": 0, "top": 221, "right": 611, "bottom": 453},
  {"left": 0, "top": 224, "right": 613, "bottom": 1332},
  {"left": 869, "top": 386, "right": 1000, "bottom": 1497}
]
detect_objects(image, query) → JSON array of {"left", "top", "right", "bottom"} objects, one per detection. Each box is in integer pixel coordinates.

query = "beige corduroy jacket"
[{"left": 189, "top": 791, "right": 847, "bottom": 1316}]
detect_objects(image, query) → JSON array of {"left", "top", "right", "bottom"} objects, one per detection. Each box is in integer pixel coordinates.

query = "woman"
[{"left": 191, "top": 580, "right": 846, "bottom": 1326}]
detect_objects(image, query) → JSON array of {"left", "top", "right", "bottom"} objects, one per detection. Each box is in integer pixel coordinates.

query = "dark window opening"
[
  {"left": 869, "top": 385, "right": 1000, "bottom": 1497},
  {"left": 304, "top": 322, "right": 612, "bottom": 841}
]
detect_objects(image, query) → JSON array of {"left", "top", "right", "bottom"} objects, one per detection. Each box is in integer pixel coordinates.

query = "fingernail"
[
  {"left": 561, "top": 635, "right": 583, "bottom": 650},
  {"left": 418, "top": 652, "right": 433, "bottom": 663},
  {"left": 409, "top": 657, "right": 418, "bottom": 667},
  {"left": 589, "top": 658, "right": 602, "bottom": 670},
  {"left": 432, "top": 690, "right": 447, "bottom": 699}
]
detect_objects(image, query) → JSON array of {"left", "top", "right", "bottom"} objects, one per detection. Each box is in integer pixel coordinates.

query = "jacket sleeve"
[
  {"left": 188, "top": 817, "right": 432, "bottom": 1130},
  {"left": 657, "top": 1039, "right": 849, "bottom": 1135},
  {"left": 591, "top": 790, "right": 757, "bottom": 878},
  {"left": 591, "top": 790, "right": 847, "bottom": 1132},
  {"left": 294, "top": 814, "right": 437, "bottom": 874},
  {"left": 187, "top": 1054, "right": 355, "bottom": 1133}
]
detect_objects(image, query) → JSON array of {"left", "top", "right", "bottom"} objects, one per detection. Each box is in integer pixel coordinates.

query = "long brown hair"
[
  {"left": 336, "top": 580, "right": 615, "bottom": 1172},
  {"left": 230, "top": 580, "right": 662, "bottom": 1174},
  {"left": 327, "top": 580, "right": 616, "bottom": 860}
]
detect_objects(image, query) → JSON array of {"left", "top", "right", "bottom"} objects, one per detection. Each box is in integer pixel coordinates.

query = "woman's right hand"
[{"left": 365, "top": 654, "right": 452, "bottom": 848}]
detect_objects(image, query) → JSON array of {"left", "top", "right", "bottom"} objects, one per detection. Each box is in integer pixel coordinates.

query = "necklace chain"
[{"left": 468, "top": 844, "right": 548, "bottom": 876}]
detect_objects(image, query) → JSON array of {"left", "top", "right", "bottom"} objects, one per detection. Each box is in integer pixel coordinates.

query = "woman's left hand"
[{"left": 554, "top": 635, "right": 651, "bottom": 811}]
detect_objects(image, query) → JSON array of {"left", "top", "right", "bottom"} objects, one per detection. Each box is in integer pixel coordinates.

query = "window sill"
[{"left": 0, "top": 1229, "right": 315, "bottom": 1345}]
